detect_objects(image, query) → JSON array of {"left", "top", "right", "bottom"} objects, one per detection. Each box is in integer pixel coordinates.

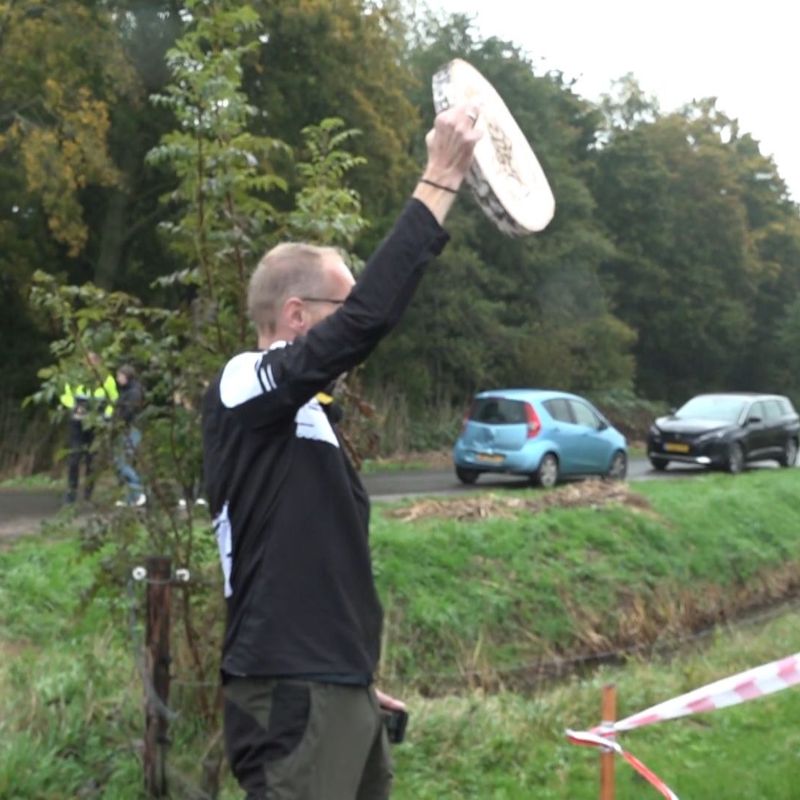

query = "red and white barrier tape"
[
  {"left": 565, "top": 728, "right": 679, "bottom": 800},
  {"left": 566, "top": 650, "right": 800, "bottom": 798}
]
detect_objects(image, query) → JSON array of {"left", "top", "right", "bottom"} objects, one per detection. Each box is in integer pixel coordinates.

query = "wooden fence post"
[
  {"left": 144, "top": 556, "right": 172, "bottom": 798},
  {"left": 600, "top": 684, "right": 617, "bottom": 800}
]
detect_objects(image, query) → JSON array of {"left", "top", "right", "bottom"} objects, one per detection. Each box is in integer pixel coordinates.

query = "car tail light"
[{"left": 525, "top": 402, "right": 541, "bottom": 438}]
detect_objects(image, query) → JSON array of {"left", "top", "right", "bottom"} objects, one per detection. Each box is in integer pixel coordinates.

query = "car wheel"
[
  {"left": 726, "top": 442, "right": 745, "bottom": 474},
  {"left": 532, "top": 453, "right": 559, "bottom": 488},
  {"left": 779, "top": 438, "right": 798, "bottom": 468},
  {"left": 649, "top": 457, "right": 669, "bottom": 471},
  {"left": 455, "top": 466, "right": 480, "bottom": 485},
  {"left": 607, "top": 450, "right": 628, "bottom": 480}
]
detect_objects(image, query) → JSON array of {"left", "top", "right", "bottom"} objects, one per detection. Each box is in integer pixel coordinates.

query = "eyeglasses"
[{"left": 300, "top": 297, "right": 347, "bottom": 305}]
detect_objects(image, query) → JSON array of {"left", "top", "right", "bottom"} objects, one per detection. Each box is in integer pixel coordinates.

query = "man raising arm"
[{"left": 202, "top": 105, "right": 481, "bottom": 800}]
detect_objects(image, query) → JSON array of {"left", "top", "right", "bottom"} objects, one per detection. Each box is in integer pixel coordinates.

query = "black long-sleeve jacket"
[
  {"left": 117, "top": 379, "right": 144, "bottom": 425},
  {"left": 202, "top": 199, "right": 448, "bottom": 679}
]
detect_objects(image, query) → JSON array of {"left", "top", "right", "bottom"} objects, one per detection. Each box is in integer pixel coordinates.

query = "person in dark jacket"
[
  {"left": 202, "top": 105, "right": 481, "bottom": 800},
  {"left": 113, "top": 364, "right": 145, "bottom": 507}
]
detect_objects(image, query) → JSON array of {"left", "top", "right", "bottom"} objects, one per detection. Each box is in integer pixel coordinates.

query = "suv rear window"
[{"left": 469, "top": 397, "right": 527, "bottom": 425}]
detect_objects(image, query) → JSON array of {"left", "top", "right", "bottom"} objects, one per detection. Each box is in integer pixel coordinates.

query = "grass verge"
[
  {"left": 393, "top": 609, "right": 800, "bottom": 799},
  {"left": 0, "top": 473, "right": 60, "bottom": 490},
  {"left": 2, "top": 469, "right": 800, "bottom": 797},
  {"left": 373, "top": 469, "right": 800, "bottom": 690}
]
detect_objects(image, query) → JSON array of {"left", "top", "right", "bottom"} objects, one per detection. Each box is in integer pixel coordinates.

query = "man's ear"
[{"left": 283, "top": 297, "right": 307, "bottom": 334}]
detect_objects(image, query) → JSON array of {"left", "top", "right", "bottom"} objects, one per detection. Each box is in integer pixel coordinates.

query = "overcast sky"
[{"left": 428, "top": 0, "right": 800, "bottom": 201}]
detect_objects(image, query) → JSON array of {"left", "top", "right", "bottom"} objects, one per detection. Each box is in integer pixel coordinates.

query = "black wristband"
[{"left": 418, "top": 177, "right": 458, "bottom": 194}]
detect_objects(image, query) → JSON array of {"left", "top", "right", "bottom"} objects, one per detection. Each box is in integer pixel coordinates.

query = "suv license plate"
[{"left": 664, "top": 443, "right": 690, "bottom": 453}]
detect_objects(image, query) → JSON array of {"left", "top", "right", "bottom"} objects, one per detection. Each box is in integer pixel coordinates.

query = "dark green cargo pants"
[{"left": 223, "top": 678, "right": 393, "bottom": 800}]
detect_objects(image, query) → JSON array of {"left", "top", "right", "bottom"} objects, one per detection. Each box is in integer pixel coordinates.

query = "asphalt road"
[
  {"left": 0, "top": 488, "right": 63, "bottom": 539},
  {"left": 362, "top": 456, "right": 736, "bottom": 500},
  {"left": 0, "top": 457, "right": 789, "bottom": 536}
]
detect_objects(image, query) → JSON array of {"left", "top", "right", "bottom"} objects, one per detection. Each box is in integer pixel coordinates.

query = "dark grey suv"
[{"left": 647, "top": 393, "right": 800, "bottom": 474}]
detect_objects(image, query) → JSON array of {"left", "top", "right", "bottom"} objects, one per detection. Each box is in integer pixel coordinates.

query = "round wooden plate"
[{"left": 433, "top": 58, "right": 556, "bottom": 235}]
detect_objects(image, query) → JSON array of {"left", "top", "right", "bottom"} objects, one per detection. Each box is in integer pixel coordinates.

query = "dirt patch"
[
  {"left": 0, "top": 517, "right": 46, "bottom": 544},
  {"left": 388, "top": 479, "right": 652, "bottom": 522},
  {"left": 0, "top": 638, "right": 34, "bottom": 660},
  {"left": 0, "top": 489, "right": 63, "bottom": 544}
]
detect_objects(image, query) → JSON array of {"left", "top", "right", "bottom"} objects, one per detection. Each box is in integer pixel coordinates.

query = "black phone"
[{"left": 381, "top": 707, "right": 409, "bottom": 744}]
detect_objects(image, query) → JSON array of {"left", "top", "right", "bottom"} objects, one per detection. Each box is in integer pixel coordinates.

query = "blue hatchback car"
[{"left": 453, "top": 389, "right": 628, "bottom": 487}]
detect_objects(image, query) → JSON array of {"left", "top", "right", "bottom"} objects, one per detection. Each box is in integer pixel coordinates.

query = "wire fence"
[{"left": 127, "top": 567, "right": 222, "bottom": 799}]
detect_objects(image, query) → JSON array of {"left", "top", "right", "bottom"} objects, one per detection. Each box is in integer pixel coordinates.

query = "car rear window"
[{"left": 469, "top": 397, "right": 528, "bottom": 425}]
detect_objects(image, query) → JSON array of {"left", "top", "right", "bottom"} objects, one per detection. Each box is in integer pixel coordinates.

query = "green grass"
[
  {"left": 3, "top": 470, "right": 800, "bottom": 797},
  {"left": 393, "top": 610, "right": 800, "bottom": 799},
  {"left": 360, "top": 451, "right": 450, "bottom": 474},
  {"left": 0, "top": 530, "right": 227, "bottom": 800},
  {"left": 373, "top": 469, "right": 800, "bottom": 686},
  {"left": 0, "top": 534, "right": 142, "bottom": 799},
  {"left": 0, "top": 473, "right": 60, "bottom": 489},
  {"left": 361, "top": 457, "right": 436, "bottom": 474}
]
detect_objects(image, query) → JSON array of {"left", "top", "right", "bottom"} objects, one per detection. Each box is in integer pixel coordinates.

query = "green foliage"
[
  {"left": 586, "top": 388, "right": 669, "bottom": 441},
  {"left": 28, "top": 272, "right": 175, "bottom": 425},
  {"left": 26, "top": 0, "right": 379, "bottom": 595},
  {"left": 593, "top": 82, "right": 800, "bottom": 403},
  {"left": 769, "top": 296, "right": 800, "bottom": 405},
  {"left": 252, "top": 0, "right": 420, "bottom": 220},
  {"left": 287, "top": 118, "right": 369, "bottom": 253},
  {"left": 147, "top": 0, "right": 289, "bottom": 351},
  {"left": 0, "top": 0, "right": 134, "bottom": 256},
  {"left": 6, "top": 1, "right": 800, "bottom": 444},
  {"left": 0, "top": 532, "right": 222, "bottom": 799},
  {"left": 6, "top": 5, "right": 800, "bottom": 794},
  {"left": 0, "top": 473, "right": 59, "bottom": 490},
  {"left": 364, "top": 16, "right": 636, "bottom": 407},
  {"left": 22, "top": 4, "right": 382, "bottom": 791}
]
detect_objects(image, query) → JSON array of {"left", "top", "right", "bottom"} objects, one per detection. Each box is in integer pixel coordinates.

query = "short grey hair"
[{"left": 247, "top": 242, "right": 341, "bottom": 334}]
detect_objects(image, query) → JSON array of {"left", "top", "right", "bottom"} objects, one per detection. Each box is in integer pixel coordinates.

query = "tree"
[
  {"left": 249, "top": 0, "right": 420, "bottom": 225},
  {"left": 28, "top": 2, "right": 377, "bottom": 793},
  {"left": 286, "top": 117, "right": 368, "bottom": 251},
  {"left": 28, "top": 3, "right": 290, "bottom": 791},
  {"left": 364, "top": 13, "right": 633, "bottom": 415},
  {"left": 147, "top": 0, "right": 288, "bottom": 352},
  {"left": 768, "top": 295, "right": 800, "bottom": 405},
  {"left": 0, "top": 0, "right": 141, "bottom": 400},
  {"left": 0, "top": 0, "right": 134, "bottom": 256},
  {"left": 593, "top": 82, "right": 800, "bottom": 402},
  {"left": 88, "top": 0, "right": 185, "bottom": 291}
]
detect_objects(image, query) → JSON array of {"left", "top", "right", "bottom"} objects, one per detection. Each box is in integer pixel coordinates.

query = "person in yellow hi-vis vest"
[{"left": 59, "top": 352, "right": 118, "bottom": 504}]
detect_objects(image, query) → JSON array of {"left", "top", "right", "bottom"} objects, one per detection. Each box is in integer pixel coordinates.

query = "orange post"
[{"left": 600, "top": 684, "right": 617, "bottom": 800}]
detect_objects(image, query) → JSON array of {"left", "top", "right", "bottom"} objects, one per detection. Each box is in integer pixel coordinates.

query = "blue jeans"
[{"left": 114, "top": 427, "right": 143, "bottom": 501}]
